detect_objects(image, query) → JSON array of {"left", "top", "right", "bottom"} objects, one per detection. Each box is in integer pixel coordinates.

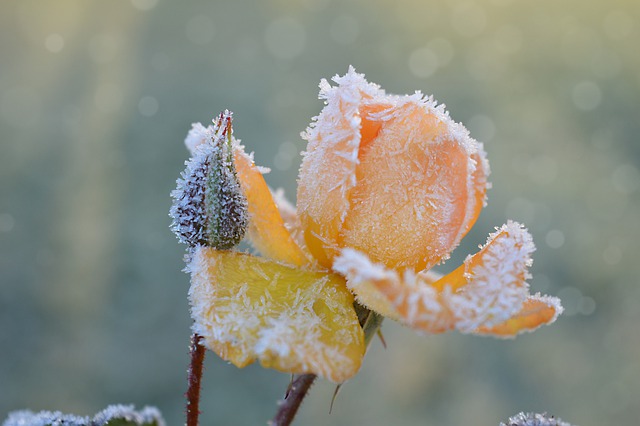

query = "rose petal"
[
  {"left": 475, "top": 294, "right": 563, "bottom": 337},
  {"left": 297, "top": 67, "right": 386, "bottom": 267},
  {"left": 334, "top": 222, "right": 560, "bottom": 336},
  {"left": 188, "top": 247, "right": 365, "bottom": 383},
  {"left": 234, "top": 147, "right": 309, "bottom": 267}
]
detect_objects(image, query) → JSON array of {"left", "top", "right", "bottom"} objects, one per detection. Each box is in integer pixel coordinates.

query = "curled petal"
[
  {"left": 188, "top": 247, "right": 365, "bottom": 383},
  {"left": 334, "top": 222, "right": 561, "bottom": 336},
  {"left": 333, "top": 248, "right": 452, "bottom": 333},
  {"left": 475, "top": 294, "right": 564, "bottom": 337},
  {"left": 233, "top": 148, "right": 309, "bottom": 266},
  {"left": 433, "top": 221, "right": 535, "bottom": 332},
  {"left": 297, "top": 67, "right": 385, "bottom": 267}
]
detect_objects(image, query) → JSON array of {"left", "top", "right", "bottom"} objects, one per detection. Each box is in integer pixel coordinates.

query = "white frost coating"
[
  {"left": 370, "top": 90, "right": 491, "bottom": 250},
  {"left": 188, "top": 248, "right": 362, "bottom": 383},
  {"left": 334, "top": 248, "right": 447, "bottom": 330},
  {"left": 2, "top": 405, "right": 165, "bottom": 426},
  {"left": 2, "top": 411, "right": 89, "bottom": 426},
  {"left": 334, "top": 224, "right": 553, "bottom": 336},
  {"left": 170, "top": 111, "right": 248, "bottom": 249},
  {"left": 444, "top": 221, "right": 534, "bottom": 332},
  {"left": 299, "top": 67, "right": 491, "bottom": 269},
  {"left": 185, "top": 122, "right": 212, "bottom": 155},
  {"left": 501, "top": 411, "right": 575, "bottom": 426},
  {"left": 299, "top": 66, "right": 383, "bottom": 223}
]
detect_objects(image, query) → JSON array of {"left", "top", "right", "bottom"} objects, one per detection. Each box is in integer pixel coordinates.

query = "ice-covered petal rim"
[{"left": 333, "top": 221, "right": 563, "bottom": 337}]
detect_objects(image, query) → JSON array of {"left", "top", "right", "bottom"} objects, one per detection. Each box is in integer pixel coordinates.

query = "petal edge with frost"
[
  {"left": 334, "top": 222, "right": 560, "bottom": 336},
  {"left": 188, "top": 247, "right": 365, "bottom": 383}
]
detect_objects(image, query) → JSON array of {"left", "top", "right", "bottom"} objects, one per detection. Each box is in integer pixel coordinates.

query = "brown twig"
[
  {"left": 186, "top": 333, "right": 206, "bottom": 426},
  {"left": 270, "top": 374, "right": 317, "bottom": 426}
]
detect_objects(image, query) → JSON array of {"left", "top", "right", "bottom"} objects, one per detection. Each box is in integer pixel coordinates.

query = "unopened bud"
[{"left": 170, "top": 111, "right": 248, "bottom": 250}]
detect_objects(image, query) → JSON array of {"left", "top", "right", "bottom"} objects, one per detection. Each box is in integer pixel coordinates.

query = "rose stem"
[
  {"left": 186, "top": 333, "right": 206, "bottom": 426},
  {"left": 270, "top": 374, "right": 317, "bottom": 426}
]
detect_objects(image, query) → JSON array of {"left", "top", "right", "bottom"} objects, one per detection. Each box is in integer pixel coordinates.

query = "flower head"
[{"left": 171, "top": 68, "right": 563, "bottom": 383}]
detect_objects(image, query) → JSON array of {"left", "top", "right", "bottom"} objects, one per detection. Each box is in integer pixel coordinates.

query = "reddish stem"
[
  {"left": 186, "top": 333, "right": 206, "bottom": 426},
  {"left": 270, "top": 374, "right": 317, "bottom": 426}
]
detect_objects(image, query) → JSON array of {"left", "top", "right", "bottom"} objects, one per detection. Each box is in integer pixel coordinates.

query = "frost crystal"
[
  {"left": 2, "top": 405, "right": 165, "bottom": 426},
  {"left": 500, "top": 412, "right": 575, "bottom": 426},
  {"left": 170, "top": 111, "right": 248, "bottom": 250}
]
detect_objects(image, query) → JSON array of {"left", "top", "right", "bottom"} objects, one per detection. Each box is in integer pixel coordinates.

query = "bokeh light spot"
[
  {"left": 408, "top": 48, "right": 438, "bottom": 78},
  {"left": 572, "top": 80, "right": 602, "bottom": 110},
  {"left": 467, "top": 114, "right": 495, "bottom": 142},
  {"left": 611, "top": 164, "right": 640, "bottom": 194},
  {"left": 603, "top": 10, "right": 635, "bottom": 40},
  {"left": 545, "top": 229, "right": 565, "bottom": 249},
  {"left": 265, "top": 17, "right": 306, "bottom": 60},
  {"left": 45, "top": 33, "right": 64, "bottom": 53},
  {"left": 138, "top": 96, "right": 159, "bottom": 117}
]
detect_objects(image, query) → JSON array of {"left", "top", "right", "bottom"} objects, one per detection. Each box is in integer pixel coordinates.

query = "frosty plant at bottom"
[{"left": 169, "top": 67, "right": 564, "bottom": 415}]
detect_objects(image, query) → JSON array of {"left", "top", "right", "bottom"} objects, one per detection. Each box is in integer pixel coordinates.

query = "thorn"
[
  {"left": 377, "top": 329, "right": 387, "bottom": 349},
  {"left": 284, "top": 374, "right": 295, "bottom": 399},
  {"left": 329, "top": 384, "right": 343, "bottom": 414}
]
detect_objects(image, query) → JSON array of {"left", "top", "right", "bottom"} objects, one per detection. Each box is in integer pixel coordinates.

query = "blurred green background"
[{"left": 1, "top": 0, "right": 639, "bottom": 425}]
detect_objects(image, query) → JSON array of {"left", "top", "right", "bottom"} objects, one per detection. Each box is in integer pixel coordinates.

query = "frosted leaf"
[
  {"left": 188, "top": 247, "right": 364, "bottom": 383},
  {"left": 2, "top": 405, "right": 165, "bottom": 426},
  {"left": 92, "top": 405, "right": 165, "bottom": 426},
  {"left": 500, "top": 412, "right": 575, "bottom": 426},
  {"left": 2, "top": 411, "right": 89, "bottom": 426},
  {"left": 170, "top": 111, "right": 248, "bottom": 250}
]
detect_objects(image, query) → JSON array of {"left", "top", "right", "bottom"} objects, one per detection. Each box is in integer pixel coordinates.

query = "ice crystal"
[
  {"left": 170, "top": 111, "right": 248, "bottom": 250},
  {"left": 500, "top": 412, "right": 575, "bottom": 426}
]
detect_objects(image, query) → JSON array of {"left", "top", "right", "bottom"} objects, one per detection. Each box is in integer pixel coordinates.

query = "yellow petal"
[
  {"left": 188, "top": 247, "right": 365, "bottom": 383},
  {"left": 234, "top": 147, "right": 309, "bottom": 267},
  {"left": 475, "top": 294, "right": 563, "bottom": 337}
]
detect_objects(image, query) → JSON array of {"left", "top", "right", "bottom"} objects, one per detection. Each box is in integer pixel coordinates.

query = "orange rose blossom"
[{"left": 170, "top": 67, "right": 563, "bottom": 384}]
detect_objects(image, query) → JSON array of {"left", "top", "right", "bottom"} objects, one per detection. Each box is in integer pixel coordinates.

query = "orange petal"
[
  {"left": 188, "top": 247, "right": 365, "bottom": 383},
  {"left": 432, "top": 221, "right": 535, "bottom": 332},
  {"left": 297, "top": 68, "right": 385, "bottom": 268},
  {"left": 333, "top": 248, "right": 454, "bottom": 333},
  {"left": 335, "top": 222, "right": 560, "bottom": 336},
  {"left": 475, "top": 294, "right": 563, "bottom": 337},
  {"left": 234, "top": 147, "right": 309, "bottom": 267},
  {"left": 298, "top": 68, "right": 488, "bottom": 271},
  {"left": 341, "top": 97, "right": 483, "bottom": 271},
  {"left": 460, "top": 145, "right": 490, "bottom": 238}
]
